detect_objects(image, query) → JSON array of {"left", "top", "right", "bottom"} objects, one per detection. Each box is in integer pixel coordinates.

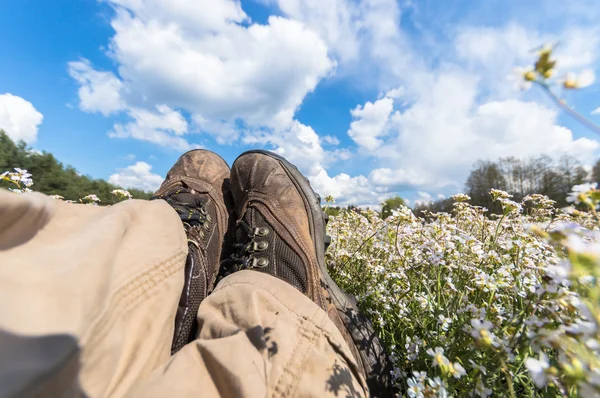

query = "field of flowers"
[
  {"left": 326, "top": 190, "right": 600, "bottom": 397},
  {"left": 4, "top": 167, "right": 600, "bottom": 397}
]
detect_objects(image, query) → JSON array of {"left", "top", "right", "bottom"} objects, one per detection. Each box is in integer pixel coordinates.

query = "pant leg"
[
  {"left": 0, "top": 190, "right": 188, "bottom": 397},
  {"left": 129, "top": 270, "right": 369, "bottom": 398}
]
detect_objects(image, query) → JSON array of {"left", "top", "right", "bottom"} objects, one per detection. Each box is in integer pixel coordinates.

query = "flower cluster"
[
  {"left": 0, "top": 168, "right": 34, "bottom": 193},
  {"left": 514, "top": 44, "right": 594, "bottom": 91},
  {"left": 326, "top": 188, "right": 600, "bottom": 396},
  {"left": 111, "top": 189, "right": 133, "bottom": 200}
]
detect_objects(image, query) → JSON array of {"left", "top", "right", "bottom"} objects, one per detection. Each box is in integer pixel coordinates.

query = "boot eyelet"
[
  {"left": 203, "top": 222, "right": 211, "bottom": 231},
  {"left": 257, "top": 227, "right": 269, "bottom": 237},
  {"left": 256, "top": 258, "right": 269, "bottom": 268},
  {"left": 206, "top": 213, "right": 213, "bottom": 222},
  {"left": 199, "top": 208, "right": 207, "bottom": 215},
  {"left": 251, "top": 241, "right": 269, "bottom": 252}
]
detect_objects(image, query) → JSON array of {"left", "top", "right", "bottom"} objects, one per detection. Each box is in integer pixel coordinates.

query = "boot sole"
[{"left": 238, "top": 150, "right": 391, "bottom": 396}]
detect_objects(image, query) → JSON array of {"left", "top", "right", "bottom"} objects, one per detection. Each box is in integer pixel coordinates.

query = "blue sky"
[{"left": 1, "top": 0, "right": 600, "bottom": 206}]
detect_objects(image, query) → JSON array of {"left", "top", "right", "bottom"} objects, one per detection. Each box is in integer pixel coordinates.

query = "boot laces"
[
  {"left": 221, "top": 219, "right": 270, "bottom": 272},
  {"left": 151, "top": 187, "right": 212, "bottom": 244}
]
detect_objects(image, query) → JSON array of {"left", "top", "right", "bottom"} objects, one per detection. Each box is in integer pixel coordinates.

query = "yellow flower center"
[{"left": 524, "top": 71, "right": 536, "bottom": 82}]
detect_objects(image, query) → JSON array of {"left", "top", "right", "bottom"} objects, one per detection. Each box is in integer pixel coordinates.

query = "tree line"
[
  {"left": 330, "top": 154, "right": 596, "bottom": 219},
  {"left": 415, "top": 154, "right": 595, "bottom": 216},
  {"left": 0, "top": 131, "right": 153, "bottom": 202}
]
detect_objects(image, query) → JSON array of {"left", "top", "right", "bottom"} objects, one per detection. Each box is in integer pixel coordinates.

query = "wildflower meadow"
[
  {"left": 326, "top": 189, "right": 600, "bottom": 397},
  {"left": 5, "top": 164, "right": 600, "bottom": 397},
  {"left": 3, "top": 44, "right": 600, "bottom": 397}
]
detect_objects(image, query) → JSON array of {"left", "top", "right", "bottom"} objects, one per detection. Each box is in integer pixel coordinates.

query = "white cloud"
[
  {"left": 347, "top": 71, "right": 599, "bottom": 192},
  {"left": 68, "top": 0, "right": 337, "bottom": 150},
  {"left": 593, "top": 107, "right": 600, "bottom": 115},
  {"left": 348, "top": 97, "right": 394, "bottom": 151},
  {"left": 106, "top": 2, "right": 334, "bottom": 129},
  {"left": 0, "top": 93, "right": 43, "bottom": 143},
  {"left": 368, "top": 167, "right": 433, "bottom": 187},
  {"left": 455, "top": 23, "right": 600, "bottom": 97},
  {"left": 384, "top": 86, "right": 405, "bottom": 99},
  {"left": 265, "top": 0, "right": 362, "bottom": 62},
  {"left": 68, "top": 59, "right": 125, "bottom": 116},
  {"left": 414, "top": 191, "right": 433, "bottom": 206},
  {"left": 310, "top": 165, "right": 386, "bottom": 208},
  {"left": 244, "top": 120, "right": 326, "bottom": 173},
  {"left": 66, "top": 2, "right": 600, "bottom": 206},
  {"left": 321, "top": 135, "right": 340, "bottom": 145},
  {"left": 108, "top": 161, "right": 164, "bottom": 191},
  {"left": 553, "top": 27, "right": 600, "bottom": 71},
  {"left": 109, "top": 105, "right": 195, "bottom": 151}
]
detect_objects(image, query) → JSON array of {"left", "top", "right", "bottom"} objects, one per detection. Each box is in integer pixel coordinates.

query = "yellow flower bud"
[
  {"left": 562, "top": 358, "right": 586, "bottom": 382},
  {"left": 543, "top": 69, "right": 553, "bottom": 79},
  {"left": 564, "top": 79, "right": 578, "bottom": 89},
  {"left": 479, "top": 329, "right": 493, "bottom": 348},
  {"left": 524, "top": 71, "right": 536, "bottom": 82},
  {"left": 547, "top": 366, "right": 559, "bottom": 377}
]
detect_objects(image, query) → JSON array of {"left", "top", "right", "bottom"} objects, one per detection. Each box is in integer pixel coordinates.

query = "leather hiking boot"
[
  {"left": 152, "top": 149, "right": 232, "bottom": 354},
  {"left": 227, "top": 150, "right": 392, "bottom": 396}
]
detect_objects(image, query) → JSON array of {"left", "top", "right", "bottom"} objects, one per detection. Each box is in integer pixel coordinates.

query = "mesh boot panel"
[
  {"left": 273, "top": 236, "right": 308, "bottom": 293},
  {"left": 230, "top": 208, "right": 308, "bottom": 293},
  {"left": 152, "top": 187, "right": 217, "bottom": 354},
  {"left": 171, "top": 243, "right": 204, "bottom": 352}
]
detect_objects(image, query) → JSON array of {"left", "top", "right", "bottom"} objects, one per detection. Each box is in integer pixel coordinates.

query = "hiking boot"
[
  {"left": 152, "top": 149, "right": 232, "bottom": 354},
  {"left": 227, "top": 150, "right": 392, "bottom": 396}
]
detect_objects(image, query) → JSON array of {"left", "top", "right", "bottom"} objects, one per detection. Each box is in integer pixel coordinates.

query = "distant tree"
[
  {"left": 592, "top": 159, "right": 600, "bottom": 184},
  {"left": 556, "top": 155, "right": 587, "bottom": 205},
  {"left": 412, "top": 197, "right": 455, "bottom": 219},
  {"left": 381, "top": 196, "right": 405, "bottom": 219},
  {"left": 464, "top": 154, "right": 590, "bottom": 212},
  {"left": 324, "top": 206, "right": 341, "bottom": 217},
  {"left": 465, "top": 160, "right": 506, "bottom": 211},
  {"left": 0, "top": 130, "right": 153, "bottom": 201}
]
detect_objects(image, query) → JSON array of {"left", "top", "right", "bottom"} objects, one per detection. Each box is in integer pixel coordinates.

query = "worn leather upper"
[
  {"left": 154, "top": 149, "right": 232, "bottom": 353},
  {"left": 230, "top": 153, "right": 325, "bottom": 307}
]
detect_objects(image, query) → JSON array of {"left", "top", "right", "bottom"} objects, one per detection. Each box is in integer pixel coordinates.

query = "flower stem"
[{"left": 535, "top": 81, "right": 600, "bottom": 135}]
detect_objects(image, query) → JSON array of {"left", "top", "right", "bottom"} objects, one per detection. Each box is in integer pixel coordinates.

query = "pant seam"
[
  {"left": 283, "top": 319, "right": 320, "bottom": 397},
  {"left": 270, "top": 318, "right": 311, "bottom": 397},
  {"left": 82, "top": 250, "right": 187, "bottom": 348},
  {"left": 215, "top": 281, "right": 336, "bottom": 338}
]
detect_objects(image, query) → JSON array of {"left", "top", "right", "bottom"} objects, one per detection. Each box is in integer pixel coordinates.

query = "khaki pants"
[{"left": 0, "top": 190, "right": 367, "bottom": 397}]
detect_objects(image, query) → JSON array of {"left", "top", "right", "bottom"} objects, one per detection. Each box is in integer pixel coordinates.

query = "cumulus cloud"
[
  {"left": 244, "top": 120, "right": 327, "bottom": 173},
  {"left": 321, "top": 135, "right": 340, "bottom": 145},
  {"left": 107, "top": 1, "right": 333, "bottom": 129},
  {"left": 68, "top": 0, "right": 337, "bottom": 148},
  {"left": 310, "top": 166, "right": 386, "bottom": 208},
  {"left": 348, "top": 97, "right": 394, "bottom": 151},
  {"left": 109, "top": 105, "right": 195, "bottom": 151},
  {"left": 0, "top": 93, "right": 43, "bottom": 143},
  {"left": 108, "top": 161, "right": 164, "bottom": 191},
  {"left": 349, "top": 71, "right": 598, "bottom": 192},
  {"left": 414, "top": 191, "right": 433, "bottom": 206},
  {"left": 68, "top": 59, "right": 125, "bottom": 116}
]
